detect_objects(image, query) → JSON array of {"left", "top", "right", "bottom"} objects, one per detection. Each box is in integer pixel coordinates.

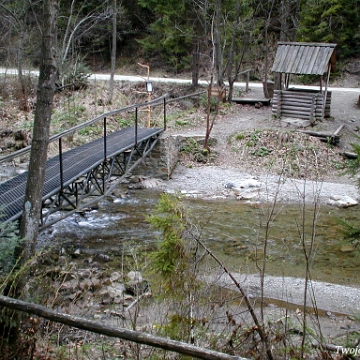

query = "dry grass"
[{"left": 225, "top": 129, "right": 346, "bottom": 180}]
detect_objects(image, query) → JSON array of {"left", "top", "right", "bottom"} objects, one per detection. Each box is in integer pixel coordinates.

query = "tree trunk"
[
  {"left": 107, "top": 0, "right": 117, "bottom": 104},
  {"left": 274, "top": 0, "right": 290, "bottom": 91},
  {"left": 263, "top": 0, "right": 275, "bottom": 99},
  {"left": 19, "top": 0, "right": 58, "bottom": 259},
  {"left": 274, "top": 0, "right": 300, "bottom": 90},
  {"left": 227, "top": 1, "right": 242, "bottom": 102},
  {"left": 280, "top": 0, "right": 290, "bottom": 41},
  {"left": 191, "top": 35, "right": 200, "bottom": 87},
  {"left": 263, "top": 26, "right": 269, "bottom": 98},
  {"left": 213, "top": 0, "right": 223, "bottom": 86},
  {"left": 204, "top": 77, "right": 220, "bottom": 150},
  {"left": 17, "top": 10, "right": 25, "bottom": 94}
]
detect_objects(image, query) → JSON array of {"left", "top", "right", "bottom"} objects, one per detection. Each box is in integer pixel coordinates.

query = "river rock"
[
  {"left": 236, "top": 189, "right": 260, "bottom": 200},
  {"left": 125, "top": 271, "right": 150, "bottom": 296},
  {"left": 78, "top": 269, "right": 92, "bottom": 279},
  {"left": 110, "top": 284, "right": 127, "bottom": 299},
  {"left": 95, "top": 253, "right": 110, "bottom": 262},
  {"left": 58, "top": 256, "right": 67, "bottom": 268},
  {"left": 224, "top": 182, "right": 234, "bottom": 189},
  {"left": 71, "top": 248, "right": 81, "bottom": 258},
  {"left": 91, "top": 277, "right": 102, "bottom": 290},
  {"left": 110, "top": 310, "right": 125, "bottom": 318},
  {"left": 340, "top": 244, "right": 356, "bottom": 253},
  {"left": 110, "top": 271, "right": 123, "bottom": 282},
  {"left": 125, "top": 280, "right": 150, "bottom": 296},
  {"left": 79, "top": 278, "right": 92, "bottom": 291},
  {"left": 128, "top": 175, "right": 142, "bottom": 183},
  {"left": 236, "top": 178, "right": 262, "bottom": 189},
  {"left": 101, "top": 283, "right": 126, "bottom": 299},
  {"left": 60, "top": 280, "right": 78, "bottom": 293},
  {"left": 127, "top": 271, "right": 143, "bottom": 282},
  {"left": 139, "top": 177, "right": 165, "bottom": 189},
  {"left": 327, "top": 195, "right": 358, "bottom": 208},
  {"left": 180, "top": 189, "right": 203, "bottom": 198}
]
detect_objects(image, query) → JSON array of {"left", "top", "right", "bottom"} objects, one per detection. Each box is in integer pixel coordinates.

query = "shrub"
[{"left": 0, "top": 215, "right": 22, "bottom": 275}]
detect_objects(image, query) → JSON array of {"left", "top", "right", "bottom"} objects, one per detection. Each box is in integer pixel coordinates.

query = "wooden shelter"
[{"left": 271, "top": 42, "right": 337, "bottom": 121}]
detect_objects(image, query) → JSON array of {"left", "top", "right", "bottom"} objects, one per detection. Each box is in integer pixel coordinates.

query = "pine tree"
[
  {"left": 298, "top": 0, "right": 360, "bottom": 57},
  {"left": 137, "top": 0, "right": 195, "bottom": 71}
]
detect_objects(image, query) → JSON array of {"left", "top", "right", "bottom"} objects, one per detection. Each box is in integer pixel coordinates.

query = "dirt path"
[{"left": 163, "top": 85, "right": 360, "bottom": 205}]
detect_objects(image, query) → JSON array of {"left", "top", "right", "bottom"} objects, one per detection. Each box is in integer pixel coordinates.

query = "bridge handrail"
[
  {"left": 0, "top": 90, "right": 206, "bottom": 164},
  {"left": 0, "top": 94, "right": 169, "bottom": 164}
]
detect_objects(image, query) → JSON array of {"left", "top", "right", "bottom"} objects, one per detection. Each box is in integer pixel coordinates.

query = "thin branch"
[{"left": 190, "top": 235, "right": 275, "bottom": 360}]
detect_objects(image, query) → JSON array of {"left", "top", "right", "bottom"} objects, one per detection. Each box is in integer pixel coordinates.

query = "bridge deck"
[{"left": 0, "top": 126, "right": 163, "bottom": 223}]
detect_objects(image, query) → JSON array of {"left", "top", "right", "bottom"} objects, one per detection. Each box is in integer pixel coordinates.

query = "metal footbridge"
[{"left": 0, "top": 95, "right": 169, "bottom": 229}]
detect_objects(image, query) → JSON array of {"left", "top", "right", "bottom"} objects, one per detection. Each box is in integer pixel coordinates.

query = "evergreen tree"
[
  {"left": 137, "top": 0, "right": 196, "bottom": 71},
  {"left": 298, "top": 0, "right": 360, "bottom": 57}
]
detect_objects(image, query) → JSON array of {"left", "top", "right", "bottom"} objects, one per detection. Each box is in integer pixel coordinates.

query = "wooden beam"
[
  {"left": 277, "top": 41, "right": 337, "bottom": 48},
  {"left": 297, "top": 124, "right": 344, "bottom": 145},
  {"left": 322, "top": 62, "right": 331, "bottom": 119},
  {"left": 232, "top": 98, "right": 271, "bottom": 105},
  {"left": 343, "top": 152, "right": 357, "bottom": 159}
]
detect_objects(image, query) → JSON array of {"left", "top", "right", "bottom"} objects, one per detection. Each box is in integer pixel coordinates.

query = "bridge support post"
[
  {"left": 163, "top": 98, "right": 167, "bottom": 130},
  {"left": 135, "top": 107, "right": 138, "bottom": 148},
  {"left": 103, "top": 117, "right": 107, "bottom": 194},
  {"left": 103, "top": 117, "right": 107, "bottom": 161},
  {"left": 59, "top": 138, "right": 64, "bottom": 191}
]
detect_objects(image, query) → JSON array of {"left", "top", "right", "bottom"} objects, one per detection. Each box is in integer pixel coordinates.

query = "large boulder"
[{"left": 327, "top": 195, "right": 358, "bottom": 208}]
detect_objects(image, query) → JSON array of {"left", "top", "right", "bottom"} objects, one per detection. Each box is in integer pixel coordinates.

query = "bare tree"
[
  {"left": 19, "top": 0, "right": 58, "bottom": 258},
  {"left": 107, "top": 0, "right": 117, "bottom": 104},
  {"left": 212, "top": 0, "right": 223, "bottom": 87},
  {"left": 225, "top": 1, "right": 252, "bottom": 101},
  {"left": 190, "top": 0, "right": 209, "bottom": 88},
  {"left": 58, "top": 0, "right": 111, "bottom": 85},
  {"left": 274, "top": 0, "right": 301, "bottom": 90},
  {"left": 262, "top": 0, "right": 276, "bottom": 98},
  {"left": 191, "top": 17, "right": 202, "bottom": 87},
  {"left": 0, "top": 1, "right": 33, "bottom": 105}
]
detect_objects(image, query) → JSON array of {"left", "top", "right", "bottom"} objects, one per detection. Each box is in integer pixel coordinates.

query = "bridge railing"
[
  {"left": 0, "top": 90, "right": 206, "bottom": 165},
  {"left": 0, "top": 94, "right": 167, "bottom": 164}
]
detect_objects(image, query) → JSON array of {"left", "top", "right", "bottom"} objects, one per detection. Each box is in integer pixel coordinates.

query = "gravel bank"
[{"left": 164, "top": 164, "right": 359, "bottom": 205}]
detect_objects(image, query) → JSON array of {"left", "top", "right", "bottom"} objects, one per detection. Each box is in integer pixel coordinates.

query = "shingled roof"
[{"left": 272, "top": 42, "right": 337, "bottom": 75}]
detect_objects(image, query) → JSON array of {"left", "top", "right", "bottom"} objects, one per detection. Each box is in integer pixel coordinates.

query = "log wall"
[{"left": 272, "top": 88, "right": 331, "bottom": 121}]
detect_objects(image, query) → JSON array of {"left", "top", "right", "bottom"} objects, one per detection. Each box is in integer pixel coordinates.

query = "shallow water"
[{"left": 42, "top": 188, "right": 360, "bottom": 286}]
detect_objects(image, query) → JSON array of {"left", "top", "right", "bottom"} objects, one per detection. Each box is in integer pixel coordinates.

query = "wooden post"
[
  {"left": 277, "top": 90, "right": 282, "bottom": 118},
  {"left": 284, "top": 74, "right": 290, "bottom": 89},
  {"left": 138, "top": 63, "right": 152, "bottom": 127},
  {"left": 245, "top": 70, "right": 249, "bottom": 92},
  {"left": 322, "top": 63, "right": 331, "bottom": 119},
  {"left": 310, "top": 95, "right": 315, "bottom": 121},
  {"left": 210, "top": 85, "right": 226, "bottom": 102}
]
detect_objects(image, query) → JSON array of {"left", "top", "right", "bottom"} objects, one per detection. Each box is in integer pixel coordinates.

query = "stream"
[{"left": 40, "top": 187, "right": 360, "bottom": 287}]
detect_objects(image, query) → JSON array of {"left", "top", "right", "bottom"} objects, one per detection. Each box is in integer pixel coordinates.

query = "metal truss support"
[{"left": 40, "top": 134, "right": 160, "bottom": 228}]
